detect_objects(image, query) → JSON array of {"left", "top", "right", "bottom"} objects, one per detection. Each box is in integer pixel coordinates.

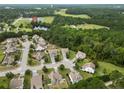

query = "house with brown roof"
[
  {"left": 31, "top": 75, "right": 43, "bottom": 89},
  {"left": 10, "top": 77, "right": 24, "bottom": 89},
  {"left": 68, "top": 71, "right": 82, "bottom": 84},
  {"left": 48, "top": 70, "right": 62, "bottom": 85}
]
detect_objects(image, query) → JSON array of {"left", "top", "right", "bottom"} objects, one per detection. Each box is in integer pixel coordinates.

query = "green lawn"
[
  {"left": 28, "top": 58, "right": 40, "bottom": 66},
  {"left": 0, "top": 77, "right": 10, "bottom": 89},
  {"left": 64, "top": 24, "right": 109, "bottom": 30},
  {"left": 55, "top": 9, "right": 91, "bottom": 19},
  {"left": 44, "top": 53, "right": 51, "bottom": 64},
  {"left": 41, "top": 16, "right": 54, "bottom": 24},
  {"left": 0, "top": 49, "right": 4, "bottom": 63},
  {"left": 59, "top": 68, "right": 70, "bottom": 78},
  {"left": 95, "top": 61, "right": 124, "bottom": 76},
  {"left": 66, "top": 50, "right": 76, "bottom": 60}
]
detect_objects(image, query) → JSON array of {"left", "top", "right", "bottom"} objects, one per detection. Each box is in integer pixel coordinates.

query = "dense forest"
[
  {"left": 0, "top": 8, "right": 55, "bottom": 24},
  {"left": 66, "top": 8, "right": 124, "bottom": 30}
]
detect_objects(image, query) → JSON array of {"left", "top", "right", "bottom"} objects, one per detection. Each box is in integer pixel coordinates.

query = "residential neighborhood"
[{"left": 0, "top": 4, "right": 124, "bottom": 89}]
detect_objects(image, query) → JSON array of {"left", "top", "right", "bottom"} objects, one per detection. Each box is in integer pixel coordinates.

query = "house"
[
  {"left": 32, "top": 51, "right": 44, "bottom": 61},
  {"left": 81, "top": 62, "right": 95, "bottom": 74},
  {"left": 76, "top": 51, "right": 86, "bottom": 60},
  {"left": 68, "top": 71, "right": 82, "bottom": 84},
  {"left": 10, "top": 77, "right": 24, "bottom": 89},
  {"left": 33, "top": 26, "right": 48, "bottom": 31},
  {"left": 35, "top": 44, "right": 46, "bottom": 51},
  {"left": 2, "top": 54, "right": 14, "bottom": 65},
  {"left": 31, "top": 75, "right": 43, "bottom": 89},
  {"left": 32, "top": 34, "right": 40, "bottom": 43},
  {"left": 48, "top": 71, "right": 62, "bottom": 85},
  {"left": 22, "top": 35, "right": 28, "bottom": 41}
]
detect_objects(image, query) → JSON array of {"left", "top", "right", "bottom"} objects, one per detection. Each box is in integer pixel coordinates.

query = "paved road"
[{"left": 20, "top": 40, "right": 31, "bottom": 74}]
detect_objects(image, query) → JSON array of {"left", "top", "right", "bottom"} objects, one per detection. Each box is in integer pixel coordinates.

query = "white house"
[
  {"left": 81, "top": 62, "right": 95, "bottom": 74},
  {"left": 76, "top": 51, "right": 86, "bottom": 60}
]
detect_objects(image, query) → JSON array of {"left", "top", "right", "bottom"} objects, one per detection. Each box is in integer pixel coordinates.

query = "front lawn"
[
  {"left": 66, "top": 50, "right": 76, "bottom": 60},
  {"left": 0, "top": 77, "right": 10, "bottom": 89}
]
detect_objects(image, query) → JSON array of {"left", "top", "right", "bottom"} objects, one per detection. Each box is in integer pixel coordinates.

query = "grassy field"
[
  {"left": 55, "top": 9, "right": 91, "bottom": 19},
  {"left": 41, "top": 16, "right": 54, "bottom": 24},
  {"left": 64, "top": 24, "right": 109, "bottom": 30},
  {"left": 0, "top": 49, "right": 4, "bottom": 63},
  {"left": 95, "top": 61, "right": 124, "bottom": 76},
  {"left": 13, "top": 18, "right": 31, "bottom": 27},
  {"left": 0, "top": 77, "right": 10, "bottom": 89}
]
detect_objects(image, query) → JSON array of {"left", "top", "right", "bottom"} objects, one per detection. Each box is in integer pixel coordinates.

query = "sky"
[{"left": 0, "top": 0, "right": 123, "bottom": 4}]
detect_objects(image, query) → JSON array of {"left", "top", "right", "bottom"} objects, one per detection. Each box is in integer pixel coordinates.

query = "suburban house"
[
  {"left": 32, "top": 51, "right": 44, "bottom": 61},
  {"left": 81, "top": 62, "right": 95, "bottom": 74},
  {"left": 32, "top": 34, "right": 40, "bottom": 43},
  {"left": 76, "top": 51, "right": 86, "bottom": 60},
  {"left": 31, "top": 75, "right": 43, "bottom": 89},
  {"left": 68, "top": 71, "right": 82, "bottom": 84},
  {"left": 10, "top": 77, "right": 24, "bottom": 89},
  {"left": 48, "top": 70, "right": 62, "bottom": 85},
  {"left": 2, "top": 54, "right": 14, "bottom": 65}
]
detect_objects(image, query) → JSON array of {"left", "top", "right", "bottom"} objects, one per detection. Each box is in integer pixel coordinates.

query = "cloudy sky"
[{"left": 0, "top": 0, "right": 123, "bottom": 4}]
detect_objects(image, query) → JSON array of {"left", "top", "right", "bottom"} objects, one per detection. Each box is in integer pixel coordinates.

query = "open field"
[
  {"left": 64, "top": 24, "right": 109, "bottom": 30},
  {"left": 95, "top": 61, "right": 124, "bottom": 76},
  {"left": 55, "top": 9, "right": 91, "bottom": 19},
  {"left": 13, "top": 17, "right": 31, "bottom": 27},
  {"left": 41, "top": 16, "right": 54, "bottom": 24}
]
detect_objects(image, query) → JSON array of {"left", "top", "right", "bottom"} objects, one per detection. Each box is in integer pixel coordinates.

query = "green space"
[
  {"left": 59, "top": 68, "right": 70, "bottom": 78},
  {"left": 66, "top": 50, "right": 76, "bottom": 60},
  {"left": 0, "top": 49, "right": 4, "bottom": 63},
  {"left": 0, "top": 77, "right": 10, "bottom": 89},
  {"left": 13, "top": 18, "right": 31, "bottom": 27},
  {"left": 64, "top": 24, "right": 109, "bottom": 30},
  {"left": 55, "top": 9, "right": 91, "bottom": 19},
  {"left": 44, "top": 53, "right": 51, "bottom": 64},
  {"left": 55, "top": 50, "right": 63, "bottom": 62},
  {"left": 42, "top": 16, "right": 54, "bottom": 24},
  {"left": 23, "top": 70, "right": 32, "bottom": 89},
  {"left": 28, "top": 58, "right": 40, "bottom": 66},
  {"left": 95, "top": 61, "right": 124, "bottom": 76}
]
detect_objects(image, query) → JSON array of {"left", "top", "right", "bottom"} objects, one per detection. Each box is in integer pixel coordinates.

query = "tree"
[
  {"left": 115, "top": 77, "right": 124, "bottom": 88},
  {"left": 6, "top": 72, "right": 14, "bottom": 80},
  {"left": 42, "top": 66, "right": 48, "bottom": 73},
  {"left": 25, "top": 69, "right": 32, "bottom": 76},
  {"left": 109, "top": 70, "right": 123, "bottom": 81},
  {"left": 59, "top": 64, "right": 65, "bottom": 70},
  {"left": 87, "top": 78, "right": 106, "bottom": 89},
  {"left": 92, "top": 60, "right": 99, "bottom": 68}
]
